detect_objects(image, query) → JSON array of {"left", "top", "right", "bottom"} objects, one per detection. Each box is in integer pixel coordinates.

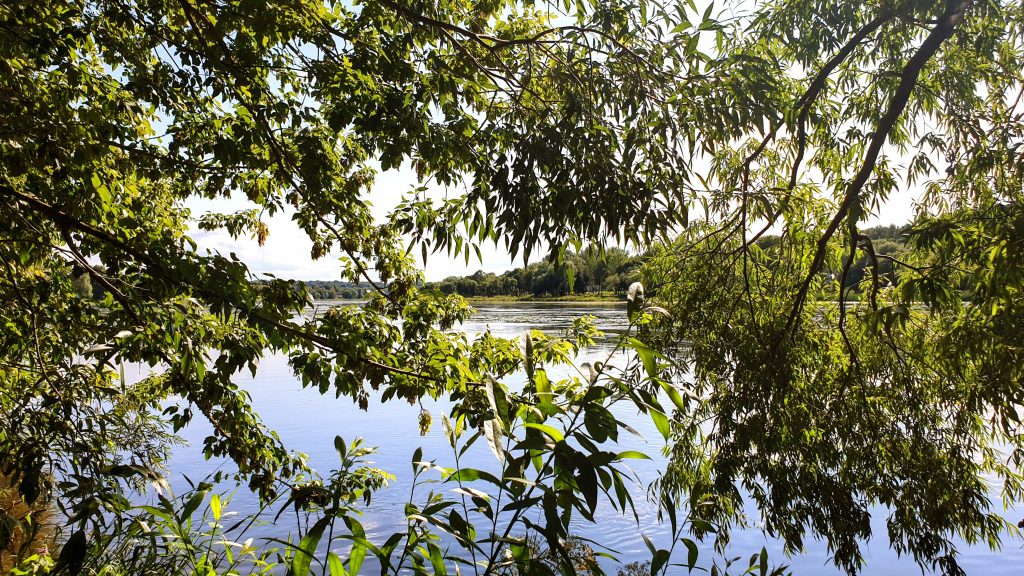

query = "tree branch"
[
  {"left": 737, "top": 9, "right": 897, "bottom": 254},
  {"left": 1, "top": 183, "right": 435, "bottom": 383},
  {"left": 788, "top": 10, "right": 898, "bottom": 191},
  {"left": 784, "top": 0, "right": 972, "bottom": 334}
]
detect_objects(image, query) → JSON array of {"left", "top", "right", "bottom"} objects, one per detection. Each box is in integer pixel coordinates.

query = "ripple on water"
[{"left": 154, "top": 302, "right": 1020, "bottom": 575}]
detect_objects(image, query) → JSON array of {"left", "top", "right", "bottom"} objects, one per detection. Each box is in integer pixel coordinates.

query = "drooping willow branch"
[
  {"left": 737, "top": 8, "right": 901, "bottom": 253},
  {"left": 784, "top": 0, "right": 973, "bottom": 335},
  {"left": 787, "top": 9, "right": 901, "bottom": 192}
]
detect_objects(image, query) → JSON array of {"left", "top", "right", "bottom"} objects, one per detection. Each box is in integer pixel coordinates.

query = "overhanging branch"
[
  {"left": 1, "top": 183, "right": 436, "bottom": 383},
  {"left": 784, "top": 0, "right": 973, "bottom": 335}
]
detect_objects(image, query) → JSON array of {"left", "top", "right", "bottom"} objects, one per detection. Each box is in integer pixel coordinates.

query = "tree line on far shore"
[
  {"left": 427, "top": 247, "right": 643, "bottom": 297},
  {"left": 66, "top": 226, "right": 907, "bottom": 303},
  {"left": 301, "top": 280, "right": 368, "bottom": 300},
  {"left": 70, "top": 274, "right": 368, "bottom": 301},
  {"left": 425, "top": 225, "right": 909, "bottom": 299}
]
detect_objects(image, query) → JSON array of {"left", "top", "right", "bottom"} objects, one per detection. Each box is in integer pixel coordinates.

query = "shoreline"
[{"left": 465, "top": 293, "right": 624, "bottom": 304}]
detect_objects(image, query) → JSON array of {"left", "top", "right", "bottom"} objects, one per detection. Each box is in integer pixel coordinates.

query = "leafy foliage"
[
  {"left": 1, "top": 0, "right": 721, "bottom": 567},
  {"left": 635, "top": 1, "right": 1024, "bottom": 574},
  {"left": 1, "top": 0, "right": 697, "bottom": 515},
  {"left": 2, "top": 0, "right": 1024, "bottom": 574}
]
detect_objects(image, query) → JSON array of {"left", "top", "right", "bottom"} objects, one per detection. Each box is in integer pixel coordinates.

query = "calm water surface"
[{"left": 159, "top": 302, "right": 1023, "bottom": 574}]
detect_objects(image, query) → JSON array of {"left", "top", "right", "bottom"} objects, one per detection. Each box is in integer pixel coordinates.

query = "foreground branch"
[
  {"left": 784, "top": 0, "right": 972, "bottom": 334},
  {"left": 1, "top": 183, "right": 434, "bottom": 383}
]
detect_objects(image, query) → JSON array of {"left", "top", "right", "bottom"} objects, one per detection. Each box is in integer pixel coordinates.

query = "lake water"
[{"left": 159, "top": 301, "right": 1023, "bottom": 574}]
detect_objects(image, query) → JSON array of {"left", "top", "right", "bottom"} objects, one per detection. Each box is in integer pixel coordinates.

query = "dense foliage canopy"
[{"left": 1, "top": 0, "right": 1023, "bottom": 574}]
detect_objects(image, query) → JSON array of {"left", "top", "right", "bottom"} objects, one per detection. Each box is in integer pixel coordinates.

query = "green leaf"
[
  {"left": 584, "top": 405, "right": 617, "bottom": 442},
  {"left": 483, "top": 418, "right": 504, "bottom": 463},
  {"left": 630, "top": 338, "right": 659, "bottom": 377},
  {"left": 659, "top": 380, "right": 686, "bottom": 411},
  {"left": 342, "top": 517, "right": 368, "bottom": 575},
  {"left": 523, "top": 422, "right": 564, "bottom": 443},
  {"left": 682, "top": 537, "right": 699, "bottom": 571},
  {"left": 446, "top": 467, "right": 502, "bottom": 486},
  {"left": 649, "top": 405, "right": 670, "bottom": 440},
  {"left": 651, "top": 548, "right": 670, "bottom": 575},
  {"left": 55, "top": 529, "right": 86, "bottom": 575},
  {"left": 0, "top": 514, "right": 15, "bottom": 551},
  {"left": 484, "top": 375, "right": 509, "bottom": 422},
  {"left": 576, "top": 461, "right": 598, "bottom": 514},
  {"left": 91, "top": 173, "right": 111, "bottom": 206},
  {"left": 291, "top": 517, "right": 328, "bottom": 576},
  {"left": 327, "top": 552, "right": 347, "bottom": 576},
  {"left": 642, "top": 532, "right": 657, "bottom": 556},
  {"left": 181, "top": 490, "right": 207, "bottom": 520},
  {"left": 348, "top": 541, "right": 366, "bottom": 576},
  {"left": 377, "top": 532, "right": 404, "bottom": 567},
  {"left": 428, "top": 543, "right": 448, "bottom": 575},
  {"left": 412, "top": 446, "right": 423, "bottom": 472},
  {"left": 536, "top": 369, "right": 556, "bottom": 411},
  {"left": 210, "top": 493, "right": 221, "bottom": 522}
]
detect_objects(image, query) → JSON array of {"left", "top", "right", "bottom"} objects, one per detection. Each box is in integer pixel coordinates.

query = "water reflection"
[{"left": 158, "top": 302, "right": 1021, "bottom": 575}]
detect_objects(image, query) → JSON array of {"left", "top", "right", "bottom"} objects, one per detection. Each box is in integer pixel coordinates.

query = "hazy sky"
[
  {"left": 187, "top": 160, "right": 917, "bottom": 282},
  {"left": 186, "top": 166, "right": 520, "bottom": 282}
]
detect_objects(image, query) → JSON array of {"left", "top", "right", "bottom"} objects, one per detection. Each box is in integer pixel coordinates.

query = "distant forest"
[
  {"left": 819, "top": 223, "right": 908, "bottom": 288},
  {"left": 70, "top": 227, "right": 909, "bottom": 302},
  {"left": 423, "top": 225, "right": 910, "bottom": 299},
  {"left": 303, "top": 280, "right": 368, "bottom": 300},
  {"left": 425, "top": 247, "right": 643, "bottom": 298},
  {"left": 73, "top": 271, "right": 370, "bottom": 302}
]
